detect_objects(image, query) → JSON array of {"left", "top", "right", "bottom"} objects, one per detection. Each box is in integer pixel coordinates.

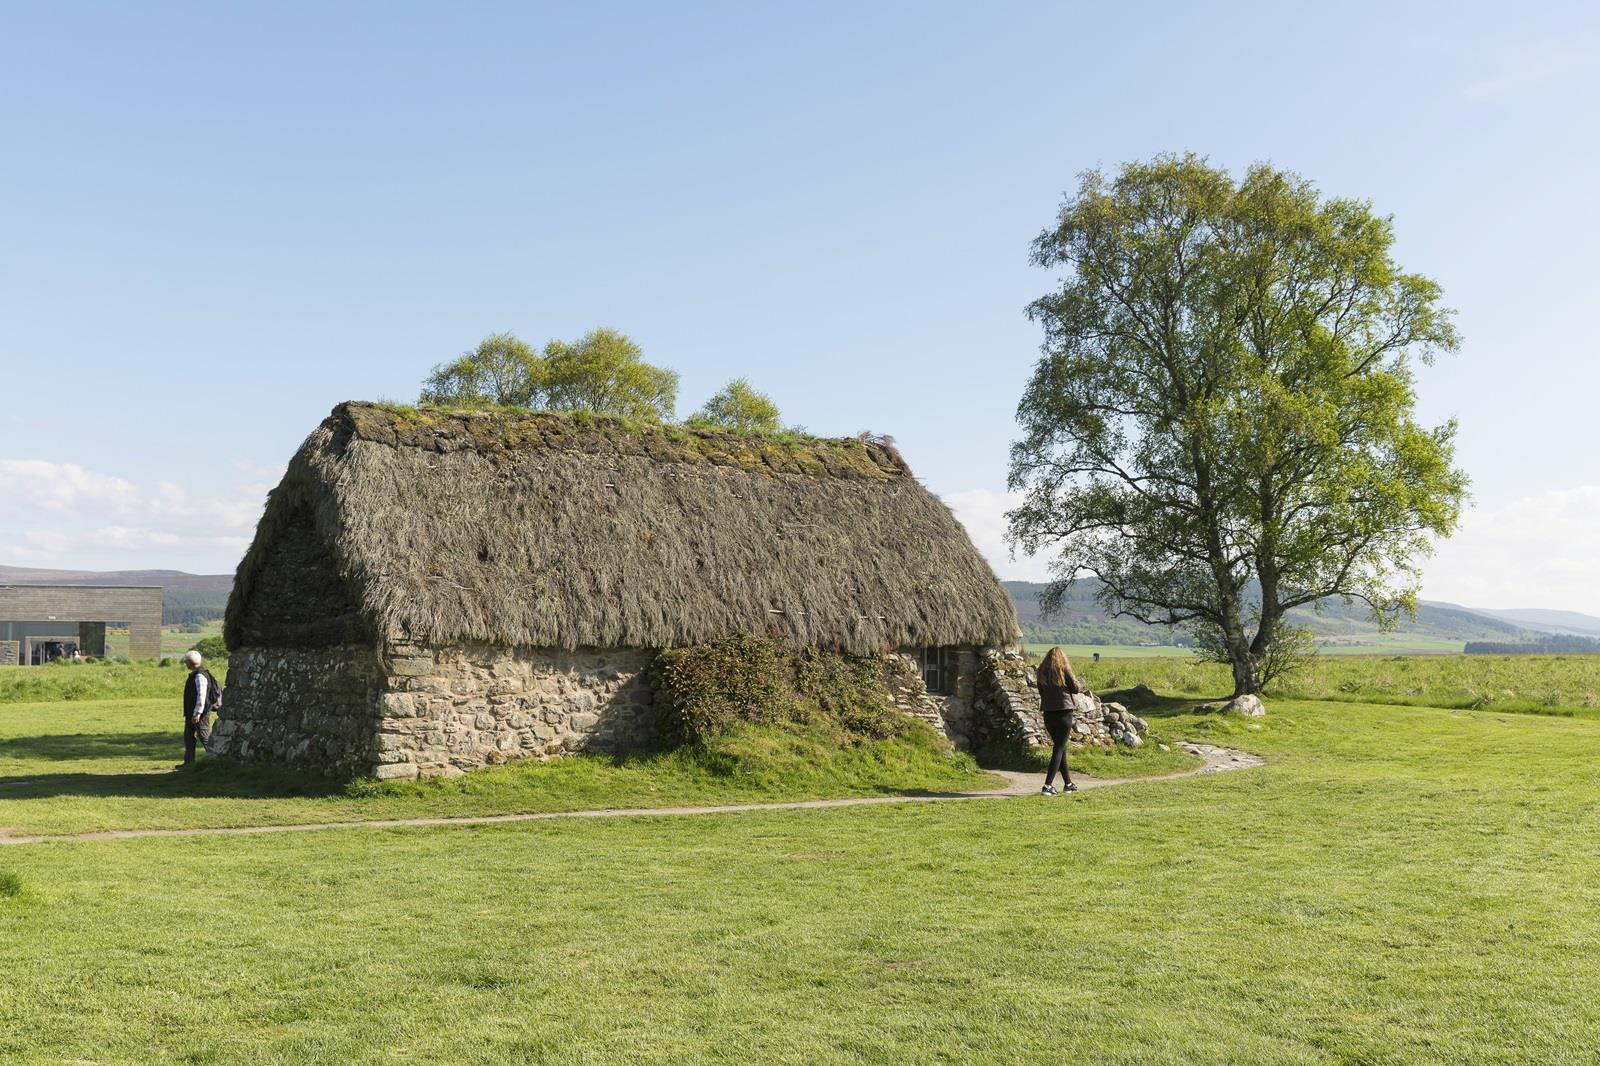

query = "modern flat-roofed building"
[{"left": 0, "top": 585, "right": 163, "bottom": 664}]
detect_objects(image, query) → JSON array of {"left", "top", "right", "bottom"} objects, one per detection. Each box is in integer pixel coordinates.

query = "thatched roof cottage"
[{"left": 212, "top": 402, "right": 1022, "bottom": 778}]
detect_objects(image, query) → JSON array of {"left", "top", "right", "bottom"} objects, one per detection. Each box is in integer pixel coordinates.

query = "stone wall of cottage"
[
  {"left": 971, "top": 647, "right": 1149, "bottom": 752},
  {"left": 370, "top": 642, "right": 658, "bottom": 780},
  {"left": 207, "top": 646, "right": 385, "bottom": 776},
  {"left": 883, "top": 648, "right": 981, "bottom": 750},
  {"left": 214, "top": 641, "right": 1152, "bottom": 780}
]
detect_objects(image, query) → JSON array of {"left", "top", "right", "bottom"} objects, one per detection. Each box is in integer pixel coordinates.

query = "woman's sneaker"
[
  {"left": 1061, "top": 780, "right": 1079, "bottom": 793},
  {"left": 1040, "top": 784, "right": 1060, "bottom": 796}
]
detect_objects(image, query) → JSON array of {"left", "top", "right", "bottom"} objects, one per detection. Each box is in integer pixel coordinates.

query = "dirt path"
[{"left": 0, "top": 743, "right": 1261, "bottom": 847}]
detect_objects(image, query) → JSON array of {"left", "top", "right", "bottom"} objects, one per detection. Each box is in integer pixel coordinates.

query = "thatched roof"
[{"left": 227, "top": 402, "right": 1019, "bottom": 655}]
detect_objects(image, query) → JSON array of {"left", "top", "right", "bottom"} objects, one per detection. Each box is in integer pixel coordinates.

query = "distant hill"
[
  {"left": 1006, "top": 579, "right": 1546, "bottom": 651},
  {"left": 0, "top": 565, "right": 233, "bottom": 625},
  {"left": 1442, "top": 606, "right": 1600, "bottom": 640}
]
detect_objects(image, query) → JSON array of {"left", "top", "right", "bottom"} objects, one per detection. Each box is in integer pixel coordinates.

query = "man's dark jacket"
[{"left": 183, "top": 669, "right": 219, "bottom": 718}]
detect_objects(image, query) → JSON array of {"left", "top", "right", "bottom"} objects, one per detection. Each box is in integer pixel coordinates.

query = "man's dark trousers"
[{"left": 184, "top": 714, "right": 211, "bottom": 765}]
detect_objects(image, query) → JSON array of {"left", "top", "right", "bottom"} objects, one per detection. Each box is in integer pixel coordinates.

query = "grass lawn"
[
  {"left": 2, "top": 696, "right": 1599, "bottom": 1063},
  {"left": 0, "top": 697, "right": 1018, "bottom": 837},
  {"left": 0, "top": 660, "right": 220, "bottom": 704}
]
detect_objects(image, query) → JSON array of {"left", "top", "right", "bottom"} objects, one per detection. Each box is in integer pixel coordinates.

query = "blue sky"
[{"left": 3, "top": 2, "right": 1598, "bottom": 611}]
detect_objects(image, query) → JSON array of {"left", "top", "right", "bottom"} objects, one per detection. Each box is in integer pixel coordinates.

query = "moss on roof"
[{"left": 340, "top": 402, "right": 910, "bottom": 481}]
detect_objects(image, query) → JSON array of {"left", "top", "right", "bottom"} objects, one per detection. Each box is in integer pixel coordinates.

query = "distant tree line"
[
  {"left": 420, "top": 329, "right": 787, "bottom": 433},
  {"left": 163, "top": 588, "right": 230, "bottom": 626},
  {"left": 1019, "top": 618, "right": 1194, "bottom": 648},
  {"left": 1465, "top": 636, "right": 1600, "bottom": 655}
]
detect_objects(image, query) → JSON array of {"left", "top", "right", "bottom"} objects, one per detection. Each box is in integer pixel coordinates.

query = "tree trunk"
[
  {"left": 1224, "top": 617, "right": 1258, "bottom": 696},
  {"left": 1215, "top": 578, "right": 1259, "bottom": 696}
]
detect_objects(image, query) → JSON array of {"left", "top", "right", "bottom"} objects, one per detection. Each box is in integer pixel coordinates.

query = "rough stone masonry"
[
  {"left": 211, "top": 642, "right": 656, "bottom": 779},
  {"left": 212, "top": 642, "right": 1142, "bottom": 779}
]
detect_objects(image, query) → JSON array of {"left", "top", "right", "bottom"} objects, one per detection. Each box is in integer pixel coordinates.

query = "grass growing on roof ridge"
[{"left": 352, "top": 400, "right": 896, "bottom": 470}]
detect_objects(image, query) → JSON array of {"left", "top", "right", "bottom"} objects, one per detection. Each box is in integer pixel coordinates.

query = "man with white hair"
[{"left": 179, "top": 649, "right": 220, "bottom": 768}]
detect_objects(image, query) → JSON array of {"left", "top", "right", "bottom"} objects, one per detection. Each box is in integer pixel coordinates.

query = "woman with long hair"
[{"left": 1036, "top": 646, "right": 1083, "bottom": 795}]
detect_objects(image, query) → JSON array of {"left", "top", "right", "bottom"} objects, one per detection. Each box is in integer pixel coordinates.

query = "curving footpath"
[{"left": 0, "top": 743, "right": 1261, "bottom": 847}]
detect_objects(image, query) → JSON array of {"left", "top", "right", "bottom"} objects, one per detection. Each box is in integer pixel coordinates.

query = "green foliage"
[
  {"left": 688, "top": 376, "right": 783, "bottom": 433},
  {"left": 1010, "top": 153, "right": 1468, "bottom": 695},
  {"left": 653, "top": 634, "right": 795, "bottom": 740},
  {"left": 653, "top": 635, "right": 910, "bottom": 744},
  {"left": 544, "top": 328, "right": 678, "bottom": 421},
  {"left": 0, "top": 872, "right": 21, "bottom": 900},
  {"left": 418, "top": 328, "right": 678, "bottom": 420},
  {"left": 189, "top": 634, "right": 228, "bottom": 662},
  {"left": 420, "top": 332, "right": 545, "bottom": 407},
  {"left": 162, "top": 587, "right": 230, "bottom": 626}
]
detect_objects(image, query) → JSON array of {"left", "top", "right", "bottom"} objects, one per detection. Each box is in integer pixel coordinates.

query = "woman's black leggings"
[{"left": 1043, "top": 710, "right": 1072, "bottom": 786}]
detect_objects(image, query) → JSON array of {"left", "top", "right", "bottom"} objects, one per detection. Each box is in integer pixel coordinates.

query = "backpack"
[{"left": 199, "top": 668, "right": 224, "bottom": 715}]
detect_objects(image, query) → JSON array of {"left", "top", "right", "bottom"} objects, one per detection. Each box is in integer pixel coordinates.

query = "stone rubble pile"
[{"left": 975, "top": 649, "right": 1150, "bottom": 752}]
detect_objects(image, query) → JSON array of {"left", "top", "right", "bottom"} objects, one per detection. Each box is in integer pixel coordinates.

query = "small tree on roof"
[
  {"left": 419, "top": 328, "right": 678, "bottom": 421},
  {"left": 689, "top": 377, "right": 783, "bottom": 433}
]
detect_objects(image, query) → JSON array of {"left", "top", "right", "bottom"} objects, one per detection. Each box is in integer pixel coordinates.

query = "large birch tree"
[{"left": 1008, "top": 155, "right": 1468, "bottom": 695}]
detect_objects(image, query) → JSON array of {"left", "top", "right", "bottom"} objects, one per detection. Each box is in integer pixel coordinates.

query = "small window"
[{"left": 921, "top": 647, "right": 952, "bottom": 695}]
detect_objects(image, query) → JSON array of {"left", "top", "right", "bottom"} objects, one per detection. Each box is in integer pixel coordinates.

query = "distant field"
[
  {"left": 1025, "top": 637, "right": 1466, "bottom": 660},
  {"left": 101, "top": 620, "right": 223, "bottom": 659},
  {"left": 1023, "top": 643, "right": 1195, "bottom": 659},
  {"left": 1080, "top": 653, "right": 1600, "bottom": 716}
]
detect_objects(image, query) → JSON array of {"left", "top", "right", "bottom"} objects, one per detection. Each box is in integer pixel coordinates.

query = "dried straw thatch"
[{"left": 227, "top": 402, "right": 1019, "bottom": 655}]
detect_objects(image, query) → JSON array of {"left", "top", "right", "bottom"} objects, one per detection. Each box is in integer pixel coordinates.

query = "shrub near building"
[{"left": 653, "top": 635, "right": 913, "bottom": 744}]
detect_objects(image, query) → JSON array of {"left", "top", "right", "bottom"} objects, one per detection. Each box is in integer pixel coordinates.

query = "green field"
[
  {"left": 5, "top": 658, "right": 1600, "bottom": 1062},
  {"left": 0, "top": 659, "right": 222, "bottom": 705},
  {"left": 99, "top": 620, "right": 224, "bottom": 660},
  {"left": 1080, "top": 653, "right": 1600, "bottom": 716},
  {"left": 1023, "top": 642, "right": 1198, "bottom": 659},
  {"left": 1023, "top": 637, "right": 1471, "bottom": 661}
]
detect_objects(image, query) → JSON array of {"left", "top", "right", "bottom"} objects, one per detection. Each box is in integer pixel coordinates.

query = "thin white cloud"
[
  {"left": 942, "top": 487, "right": 1055, "bottom": 583},
  {"left": 0, "top": 460, "right": 142, "bottom": 516},
  {"left": 947, "top": 481, "right": 1600, "bottom": 616},
  {"left": 0, "top": 459, "right": 271, "bottom": 573},
  {"left": 1423, "top": 485, "right": 1600, "bottom": 614}
]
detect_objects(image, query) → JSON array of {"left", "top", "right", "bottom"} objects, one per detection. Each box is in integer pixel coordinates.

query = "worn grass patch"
[{"left": 995, "top": 736, "right": 1204, "bottom": 778}]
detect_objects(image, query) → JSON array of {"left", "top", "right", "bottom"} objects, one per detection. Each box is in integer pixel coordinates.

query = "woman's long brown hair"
[{"left": 1037, "top": 646, "right": 1082, "bottom": 693}]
